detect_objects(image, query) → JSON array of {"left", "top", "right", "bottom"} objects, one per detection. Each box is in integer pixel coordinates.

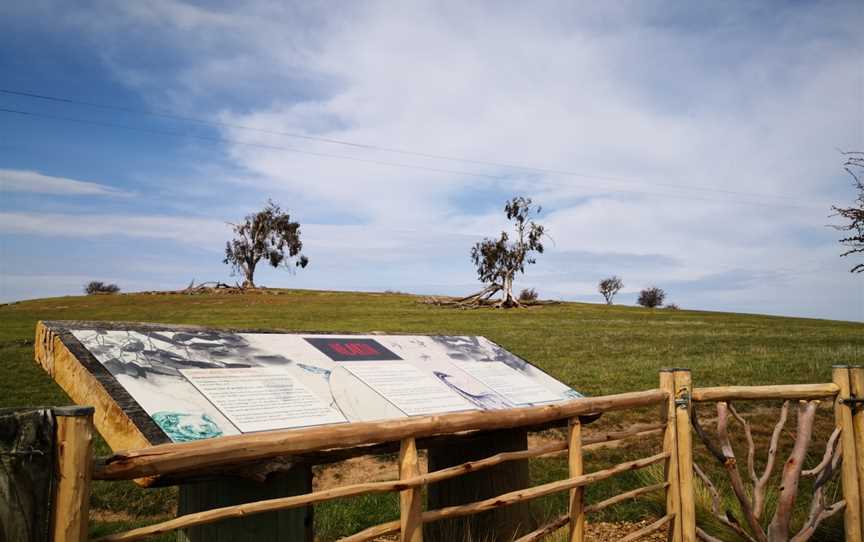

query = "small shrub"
[
  {"left": 84, "top": 281, "right": 120, "bottom": 295},
  {"left": 637, "top": 287, "right": 665, "bottom": 308},
  {"left": 665, "top": 303, "right": 680, "bottom": 310},
  {"left": 518, "top": 288, "right": 539, "bottom": 302}
]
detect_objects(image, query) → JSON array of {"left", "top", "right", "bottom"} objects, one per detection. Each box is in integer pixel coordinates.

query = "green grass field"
[{"left": 2, "top": 289, "right": 862, "bottom": 539}]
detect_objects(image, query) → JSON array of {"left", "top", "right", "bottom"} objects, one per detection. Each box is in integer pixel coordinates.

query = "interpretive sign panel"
[
  {"left": 341, "top": 362, "right": 475, "bottom": 416},
  {"left": 181, "top": 368, "right": 347, "bottom": 432},
  {"left": 453, "top": 361, "right": 562, "bottom": 405},
  {"left": 35, "top": 321, "right": 586, "bottom": 448}
]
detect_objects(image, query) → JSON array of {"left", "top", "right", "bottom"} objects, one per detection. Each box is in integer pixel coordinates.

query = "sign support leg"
[{"left": 176, "top": 464, "right": 313, "bottom": 542}]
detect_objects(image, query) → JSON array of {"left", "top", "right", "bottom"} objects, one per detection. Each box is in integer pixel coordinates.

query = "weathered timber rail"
[{"left": 17, "top": 367, "right": 864, "bottom": 542}]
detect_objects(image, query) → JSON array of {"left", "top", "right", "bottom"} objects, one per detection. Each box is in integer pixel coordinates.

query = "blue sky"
[{"left": 1, "top": 1, "right": 863, "bottom": 321}]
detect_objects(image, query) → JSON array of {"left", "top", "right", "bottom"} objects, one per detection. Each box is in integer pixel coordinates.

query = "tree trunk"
[
  {"left": 243, "top": 262, "right": 256, "bottom": 288},
  {"left": 499, "top": 274, "right": 518, "bottom": 307}
]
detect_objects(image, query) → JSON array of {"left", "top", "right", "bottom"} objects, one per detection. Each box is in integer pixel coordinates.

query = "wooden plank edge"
[
  {"left": 691, "top": 383, "right": 839, "bottom": 402},
  {"left": 35, "top": 321, "right": 161, "bottom": 487},
  {"left": 95, "top": 389, "right": 668, "bottom": 481}
]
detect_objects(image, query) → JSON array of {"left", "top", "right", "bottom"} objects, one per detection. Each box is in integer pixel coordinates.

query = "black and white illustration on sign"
[{"left": 72, "top": 330, "right": 585, "bottom": 442}]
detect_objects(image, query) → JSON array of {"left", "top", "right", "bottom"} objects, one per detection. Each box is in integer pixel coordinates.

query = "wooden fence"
[{"left": 28, "top": 366, "right": 864, "bottom": 542}]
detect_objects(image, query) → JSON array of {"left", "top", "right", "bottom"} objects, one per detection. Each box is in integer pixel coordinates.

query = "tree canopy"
[{"left": 224, "top": 200, "right": 309, "bottom": 288}]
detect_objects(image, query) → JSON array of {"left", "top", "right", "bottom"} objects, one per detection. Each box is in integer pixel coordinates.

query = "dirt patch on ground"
[
  {"left": 314, "top": 454, "right": 414, "bottom": 490},
  {"left": 370, "top": 519, "right": 666, "bottom": 541},
  {"left": 585, "top": 519, "right": 667, "bottom": 541}
]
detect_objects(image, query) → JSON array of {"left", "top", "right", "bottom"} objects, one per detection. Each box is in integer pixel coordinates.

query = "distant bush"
[
  {"left": 665, "top": 303, "right": 680, "bottom": 310},
  {"left": 518, "top": 288, "right": 539, "bottom": 302},
  {"left": 84, "top": 281, "right": 120, "bottom": 295},
  {"left": 637, "top": 287, "right": 665, "bottom": 308}
]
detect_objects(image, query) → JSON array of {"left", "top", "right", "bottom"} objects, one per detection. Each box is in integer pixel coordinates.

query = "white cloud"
[
  {"left": 0, "top": 169, "right": 130, "bottom": 197},
  {"left": 0, "top": 212, "right": 478, "bottom": 259},
  {"left": 0, "top": 212, "right": 227, "bottom": 244}
]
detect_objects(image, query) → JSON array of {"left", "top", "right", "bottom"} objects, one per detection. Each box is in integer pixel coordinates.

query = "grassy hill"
[{"left": 2, "top": 289, "right": 862, "bottom": 539}]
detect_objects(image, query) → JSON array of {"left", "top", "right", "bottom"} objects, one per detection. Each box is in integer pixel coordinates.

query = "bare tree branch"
[
  {"left": 716, "top": 402, "right": 768, "bottom": 542},
  {"left": 802, "top": 427, "right": 841, "bottom": 478},
  {"left": 697, "top": 526, "right": 726, "bottom": 542},
  {"left": 694, "top": 463, "right": 759, "bottom": 542},
  {"left": 790, "top": 500, "right": 845, "bottom": 542},
  {"left": 692, "top": 400, "right": 842, "bottom": 542},
  {"left": 729, "top": 403, "right": 758, "bottom": 488},
  {"left": 754, "top": 401, "right": 789, "bottom": 520},
  {"left": 767, "top": 401, "right": 818, "bottom": 541},
  {"left": 691, "top": 403, "right": 727, "bottom": 464},
  {"left": 791, "top": 425, "right": 844, "bottom": 542}
]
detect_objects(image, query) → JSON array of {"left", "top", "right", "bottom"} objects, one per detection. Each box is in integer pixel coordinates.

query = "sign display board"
[{"left": 38, "top": 322, "right": 585, "bottom": 445}]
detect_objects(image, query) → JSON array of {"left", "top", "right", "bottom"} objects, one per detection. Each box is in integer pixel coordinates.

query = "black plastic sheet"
[{"left": 0, "top": 408, "right": 55, "bottom": 542}]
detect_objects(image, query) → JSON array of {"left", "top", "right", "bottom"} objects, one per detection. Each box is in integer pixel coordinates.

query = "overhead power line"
[
  {"left": 1, "top": 87, "right": 805, "bottom": 202},
  {"left": 0, "top": 106, "right": 827, "bottom": 210}
]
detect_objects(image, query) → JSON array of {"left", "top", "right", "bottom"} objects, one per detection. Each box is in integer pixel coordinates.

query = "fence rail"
[{"left": 29, "top": 366, "right": 864, "bottom": 542}]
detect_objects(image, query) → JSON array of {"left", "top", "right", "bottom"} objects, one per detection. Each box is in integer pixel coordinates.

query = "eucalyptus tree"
[
  {"left": 469, "top": 197, "right": 545, "bottom": 308},
  {"left": 224, "top": 200, "right": 309, "bottom": 288}
]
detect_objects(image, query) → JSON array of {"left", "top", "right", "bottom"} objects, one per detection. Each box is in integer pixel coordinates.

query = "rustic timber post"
[
  {"left": 659, "top": 369, "right": 682, "bottom": 542},
  {"left": 51, "top": 406, "right": 95, "bottom": 542},
  {"left": 568, "top": 417, "right": 584, "bottom": 542},
  {"left": 834, "top": 365, "right": 864, "bottom": 541},
  {"left": 399, "top": 437, "right": 423, "bottom": 542},
  {"left": 672, "top": 369, "right": 696, "bottom": 542},
  {"left": 849, "top": 366, "right": 864, "bottom": 528}
]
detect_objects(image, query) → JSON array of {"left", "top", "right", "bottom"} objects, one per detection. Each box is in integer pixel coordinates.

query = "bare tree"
[
  {"left": 637, "top": 286, "right": 665, "bottom": 308},
  {"left": 598, "top": 276, "right": 623, "bottom": 305},
  {"left": 468, "top": 197, "right": 546, "bottom": 308},
  {"left": 224, "top": 200, "right": 309, "bottom": 288},
  {"left": 832, "top": 152, "right": 864, "bottom": 273}
]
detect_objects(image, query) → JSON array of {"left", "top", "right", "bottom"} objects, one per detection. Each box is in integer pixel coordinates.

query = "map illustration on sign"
[{"left": 69, "top": 327, "right": 584, "bottom": 443}]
